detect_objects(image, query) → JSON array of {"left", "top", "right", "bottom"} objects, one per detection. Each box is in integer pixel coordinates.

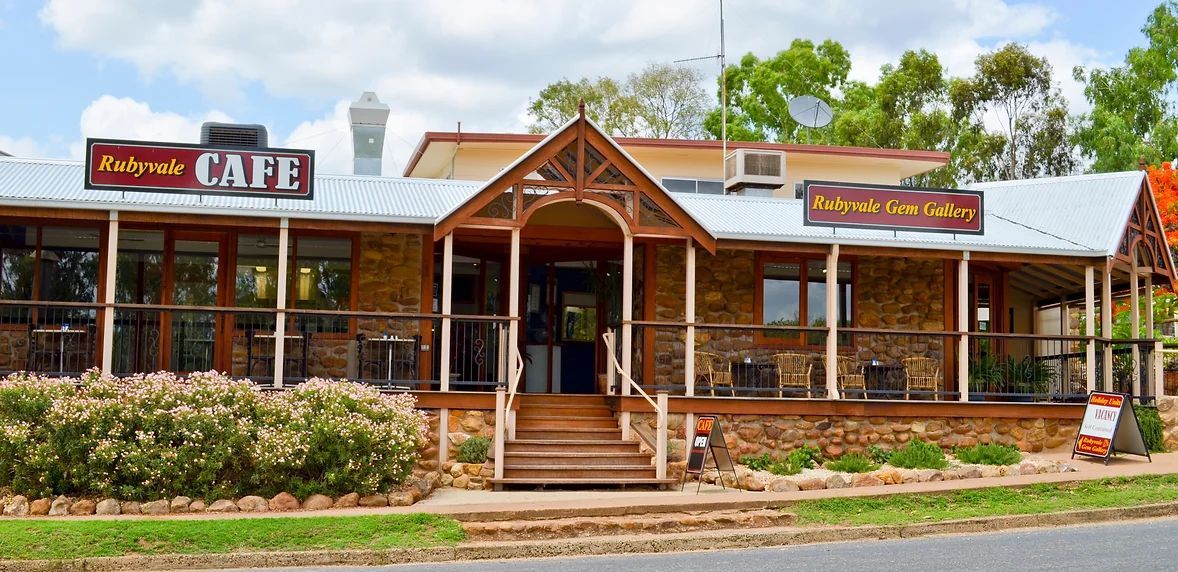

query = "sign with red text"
[
  {"left": 84, "top": 138, "right": 315, "bottom": 199},
  {"left": 683, "top": 415, "right": 738, "bottom": 493},
  {"left": 803, "top": 180, "right": 983, "bottom": 235},
  {"left": 1072, "top": 391, "right": 1151, "bottom": 464}
]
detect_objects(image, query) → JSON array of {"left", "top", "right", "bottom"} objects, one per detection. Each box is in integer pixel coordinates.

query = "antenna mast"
[{"left": 720, "top": 0, "right": 726, "bottom": 175}]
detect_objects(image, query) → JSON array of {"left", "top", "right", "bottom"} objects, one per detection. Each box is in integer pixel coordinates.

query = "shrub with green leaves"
[
  {"left": 457, "top": 436, "right": 490, "bottom": 464},
  {"left": 787, "top": 445, "right": 824, "bottom": 470},
  {"left": 1134, "top": 405, "right": 1166, "bottom": 453},
  {"left": 0, "top": 371, "right": 427, "bottom": 500},
  {"left": 866, "top": 445, "right": 891, "bottom": 465},
  {"left": 886, "top": 439, "right": 948, "bottom": 470},
  {"left": 954, "top": 443, "right": 1022, "bottom": 466},
  {"left": 738, "top": 452, "right": 802, "bottom": 476},
  {"left": 825, "top": 453, "right": 879, "bottom": 473}
]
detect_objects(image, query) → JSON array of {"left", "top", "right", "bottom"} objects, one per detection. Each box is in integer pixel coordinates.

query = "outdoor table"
[
  {"left": 863, "top": 362, "right": 905, "bottom": 399},
  {"left": 248, "top": 332, "right": 309, "bottom": 379},
  {"left": 30, "top": 327, "right": 86, "bottom": 373},
  {"left": 366, "top": 336, "right": 416, "bottom": 388},
  {"left": 731, "top": 360, "right": 777, "bottom": 397}
]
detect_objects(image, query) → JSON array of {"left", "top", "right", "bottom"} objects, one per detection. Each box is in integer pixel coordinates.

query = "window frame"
[
  {"left": 660, "top": 177, "right": 725, "bottom": 195},
  {"left": 753, "top": 252, "right": 855, "bottom": 347}
]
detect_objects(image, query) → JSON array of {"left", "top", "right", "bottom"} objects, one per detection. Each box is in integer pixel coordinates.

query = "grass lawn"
[
  {"left": 792, "top": 474, "right": 1178, "bottom": 526},
  {"left": 0, "top": 513, "right": 464, "bottom": 561}
]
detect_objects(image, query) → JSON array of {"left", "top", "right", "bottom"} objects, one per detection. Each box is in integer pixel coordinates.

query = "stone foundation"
[{"left": 633, "top": 411, "right": 1079, "bottom": 457}]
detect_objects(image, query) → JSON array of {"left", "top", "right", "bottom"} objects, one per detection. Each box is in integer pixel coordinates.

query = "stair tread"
[
  {"left": 516, "top": 414, "right": 615, "bottom": 420},
  {"left": 490, "top": 477, "right": 678, "bottom": 484},
  {"left": 504, "top": 464, "right": 654, "bottom": 469},
  {"left": 507, "top": 439, "right": 641, "bottom": 445},
  {"left": 504, "top": 451, "right": 650, "bottom": 457}
]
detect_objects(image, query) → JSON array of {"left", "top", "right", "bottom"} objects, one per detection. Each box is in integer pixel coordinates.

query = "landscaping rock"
[
  {"left": 958, "top": 466, "right": 983, "bottom": 479},
  {"left": 852, "top": 473, "right": 885, "bottom": 487},
  {"left": 874, "top": 468, "right": 903, "bottom": 485},
  {"left": 3, "top": 495, "right": 29, "bottom": 517},
  {"left": 358, "top": 494, "right": 388, "bottom": 508},
  {"left": 441, "top": 473, "right": 454, "bottom": 487},
  {"left": 48, "top": 496, "right": 72, "bottom": 516},
  {"left": 795, "top": 477, "right": 826, "bottom": 491},
  {"left": 898, "top": 469, "right": 920, "bottom": 483},
  {"left": 452, "top": 474, "right": 471, "bottom": 489},
  {"left": 915, "top": 469, "right": 944, "bottom": 482},
  {"left": 1019, "top": 462, "right": 1037, "bottom": 475},
  {"left": 769, "top": 478, "right": 800, "bottom": 492},
  {"left": 303, "top": 494, "right": 333, "bottom": 511},
  {"left": 119, "top": 501, "right": 141, "bottom": 515},
  {"left": 141, "top": 500, "right": 169, "bottom": 515},
  {"left": 206, "top": 499, "right": 239, "bottom": 513},
  {"left": 170, "top": 496, "right": 192, "bottom": 513},
  {"left": 269, "top": 492, "right": 300, "bottom": 511},
  {"left": 95, "top": 499, "right": 121, "bottom": 515},
  {"left": 29, "top": 498, "right": 51, "bottom": 516},
  {"left": 69, "top": 499, "right": 96, "bottom": 516},
  {"left": 825, "top": 473, "right": 852, "bottom": 489},
  {"left": 739, "top": 474, "right": 765, "bottom": 491},
  {"left": 449, "top": 463, "right": 465, "bottom": 477},
  {"left": 464, "top": 463, "right": 483, "bottom": 477},
  {"left": 981, "top": 465, "right": 1002, "bottom": 478},
  {"left": 188, "top": 500, "right": 206, "bottom": 512},
  {"left": 388, "top": 491, "right": 415, "bottom": 507},
  {"left": 237, "top": 496, "right": 269, "bottom": 512},
  {"left": 334, "top": 493, "right": 359, "bottom": 508}
]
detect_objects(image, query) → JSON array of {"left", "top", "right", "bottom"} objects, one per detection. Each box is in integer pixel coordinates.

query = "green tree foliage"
[
  {"left": 1073, "top": 2, "right": 1178, "bottom": 171},
  {"left": 949, "top": 43, "right": 1077, "bottom": 182},
  {"left": 704, "top": 39, "right": 851, "bottom": 142},
  {"left": 527, "top": 63, "right": 709, "bottom": 138}
]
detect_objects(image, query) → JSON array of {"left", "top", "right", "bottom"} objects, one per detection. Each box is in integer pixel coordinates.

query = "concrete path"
[{"left": 27, "top": 451, "right": 1174, "bottom": 522}]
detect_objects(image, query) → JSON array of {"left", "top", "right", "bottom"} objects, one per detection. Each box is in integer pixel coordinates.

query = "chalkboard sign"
[
  {"left": 1072, "top": 391, "right": 1151, "bottom": 465},
  {"left": 683, "top": 415, "right": 738, "bottom": 493}
]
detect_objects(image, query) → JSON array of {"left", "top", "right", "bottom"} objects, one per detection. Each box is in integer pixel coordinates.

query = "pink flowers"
[{"left": 0, "top": 370, "right": 427, "bottom": 500}]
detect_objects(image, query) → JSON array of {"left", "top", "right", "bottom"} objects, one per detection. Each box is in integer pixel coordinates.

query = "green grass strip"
[
  {"left": 0, "top": 513, "right": 464, "bottom": 561},
  {"left": 792, "top": 473, "right": 1178, "bottom": 526}
]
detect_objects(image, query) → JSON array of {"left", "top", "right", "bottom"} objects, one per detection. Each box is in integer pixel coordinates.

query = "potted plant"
[
  {"left": 1007, "top": 356, "right": 1055, "bottom": 402},
  {"left": 968, "top": 353, "right": 1003, "bottom": 401}
]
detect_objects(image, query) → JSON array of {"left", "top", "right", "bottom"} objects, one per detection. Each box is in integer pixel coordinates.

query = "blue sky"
[{"left": 0, "top": 0, "right": 1166, "bottom": 175}]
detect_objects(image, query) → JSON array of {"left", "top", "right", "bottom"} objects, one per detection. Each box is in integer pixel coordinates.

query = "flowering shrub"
[{"left": 0, "top": 371, "right": 426, "bottom": 500}]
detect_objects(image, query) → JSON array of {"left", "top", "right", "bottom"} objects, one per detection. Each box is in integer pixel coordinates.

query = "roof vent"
[
  {"left": 348, "top": 92, "right": 390, "bottom": 176},
  {"left": 200, "top": 122, "right": 269, "bottom": 148}
]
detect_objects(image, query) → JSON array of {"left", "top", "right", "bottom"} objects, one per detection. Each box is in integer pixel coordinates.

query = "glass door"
[{"left": 166, "top": 234, "right": 227, "bottom": 373}]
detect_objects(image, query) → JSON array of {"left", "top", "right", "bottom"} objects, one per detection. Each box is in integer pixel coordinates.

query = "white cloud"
[
  {"left": 32, "top": 0, "right": 1118, "bottom": 161},
  {"left": 68, "top": 95, "right": 233, "bottom": 159},
  {"left": 0, "top": 135, "right": 46, "bottom": 158}
]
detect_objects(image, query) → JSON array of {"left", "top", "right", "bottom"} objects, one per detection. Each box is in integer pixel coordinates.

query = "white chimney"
[{"left": 348, "top": 92, "right": 390, "bottom": 176}]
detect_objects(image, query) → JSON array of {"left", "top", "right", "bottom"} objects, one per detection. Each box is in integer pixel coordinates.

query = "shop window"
[
  {"left": 0, "top": 225, "right": 35, "bottom": 300},
  {"left": 114, "top": 230, "right": 164, "bottom": 304},
  {"left": 759, "top": 257, "right": 852, "bottom": 345},
  {"left": 235, "top": 234, "right": 282, "bottom": 331},
  {"left": 289, "top": 236, "right": 352, "bottom": 333},
  {"left": 39, "top": 227, "right": 99, "bottom": 302}
]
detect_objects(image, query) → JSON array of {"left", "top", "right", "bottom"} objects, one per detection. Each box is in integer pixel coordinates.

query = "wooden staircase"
[{"left": 490, "top": 394, "right": 676, "bottom": 489}]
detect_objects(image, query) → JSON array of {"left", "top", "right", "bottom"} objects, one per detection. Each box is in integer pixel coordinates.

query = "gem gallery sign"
[
  {"left": 84, "top": 138, "right": 315, "bottom": 199},
  {"left": 803, "top": 180, "right": 984, "bottom": 235}
]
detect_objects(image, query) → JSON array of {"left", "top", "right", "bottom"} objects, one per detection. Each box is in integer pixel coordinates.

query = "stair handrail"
[
  {"left": 493, "top": 342, "right": 525, "bottom": 483},
  {"left": 505, "top": 346, "right": 524, "bottom": 414},
  {"left": 603, "top": 328, "right": 667, "bottom": 479}
]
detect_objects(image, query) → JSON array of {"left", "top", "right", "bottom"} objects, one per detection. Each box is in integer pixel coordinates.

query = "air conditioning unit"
[
  {"left": 724, "top": 149, "right": 785, "bottom": 195},
  {"left": 200, "top": 122, "right": 269, "bottom": 149}
]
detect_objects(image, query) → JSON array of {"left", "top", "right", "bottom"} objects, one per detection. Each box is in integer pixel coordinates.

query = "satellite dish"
[{"left": 788, "top": 95, "right": 833, "bottom": 129}]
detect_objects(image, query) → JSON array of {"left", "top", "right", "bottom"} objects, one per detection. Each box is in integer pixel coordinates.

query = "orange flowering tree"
[{"left": 1151, "top": 161, "right": 1178, "bottom": 254}]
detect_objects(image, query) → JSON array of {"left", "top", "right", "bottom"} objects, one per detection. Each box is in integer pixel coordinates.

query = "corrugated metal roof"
[
  {"left": 0, "top": 156, "right": 1149, "bottom": 259},
  {"left": 968, "top": 171, "right": 1145, "bottom": 257},
  {"left": 0, "top": 156, "right": 480, "bottom": 224}
]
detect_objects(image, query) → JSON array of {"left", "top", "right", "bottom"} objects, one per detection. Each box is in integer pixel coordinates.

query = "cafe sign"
[
  {"left": 803, "top": 180, "right": 983, "bottom": 235},
  {"left": 84, "top": 138, "right": 315, "bottom": 199}
]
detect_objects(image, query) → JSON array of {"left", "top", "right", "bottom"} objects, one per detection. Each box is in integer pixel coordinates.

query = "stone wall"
[
  {"left": 854, "top": 257, "right": 945, "bottom": 364},
  {"left": 1159, "top": 396, "right": 1178, "bottom": 451},
  {"left": 633, "top": 411, "right": 1079, "bottom": 457}
]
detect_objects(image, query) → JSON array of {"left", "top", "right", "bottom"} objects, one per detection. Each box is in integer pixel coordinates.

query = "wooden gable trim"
[
  {"left": 1114, "top": 179, "right": 1176, "bottom": 286},
  {"left": 433, "top": 128, "right": 578, "bottom": 241},
  {"left": 582, "top": 128, "right": 716, "bottom": 253}
]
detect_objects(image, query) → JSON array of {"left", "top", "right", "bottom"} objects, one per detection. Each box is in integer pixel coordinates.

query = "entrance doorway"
[{"left": 523, "top": 259, "right": 621, "bottom": 394}]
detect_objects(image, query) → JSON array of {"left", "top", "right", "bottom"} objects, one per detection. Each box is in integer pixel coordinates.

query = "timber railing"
[{"left": 605, "top": 328, "right": 667, "bottom": 480}]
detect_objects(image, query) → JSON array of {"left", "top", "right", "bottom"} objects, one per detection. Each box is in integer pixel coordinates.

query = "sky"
[{"left": 0, "top": 0, "right": 1165, "bottom": 176}]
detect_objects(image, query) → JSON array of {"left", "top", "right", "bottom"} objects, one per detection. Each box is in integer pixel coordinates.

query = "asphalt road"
[{"left": 227, "top": 517, "right": 1178, "bottom": 572}]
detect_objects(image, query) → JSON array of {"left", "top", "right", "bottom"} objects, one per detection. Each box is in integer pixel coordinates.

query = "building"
[{"left": 0, "top": 111, "right": 1171, "bottom": 486}]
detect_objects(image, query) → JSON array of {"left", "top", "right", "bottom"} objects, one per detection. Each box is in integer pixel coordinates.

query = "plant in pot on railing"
[
  {"left": 1006, "top": 356, "right": 1055, "bottom": 402},
  {"left": 968, "top": 353, "right": 1003, "bottom": 401}
]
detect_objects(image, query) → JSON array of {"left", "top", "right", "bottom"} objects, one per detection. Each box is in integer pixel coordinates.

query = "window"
[
  {"left": 0, "top": 225, "right": 34, "bottom": 300},
  {"left": 661, "top": 177, "right": 724, "bottom": 195},
  {"left": 289, "top": 236, "right": 352, "bottom": 333},
  {"left": 759, "top": 257, "right": 852, "bottom": 345},
  {"left": 39, "top": 227, "right": 99, "bottom": 302}
]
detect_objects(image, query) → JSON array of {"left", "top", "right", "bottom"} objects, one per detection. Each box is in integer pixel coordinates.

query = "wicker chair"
[
  {"left": 694, "top": 351, "right": 734, "bottom": 397},
  {"left": 836, "top": 355, "right": 867, "bottom": 399},
  {"left": 770, "top": 352, "right": 812, "bottom": 398},
  {"left": 902, "top": 356, "right": 940, "bottom": 400}
]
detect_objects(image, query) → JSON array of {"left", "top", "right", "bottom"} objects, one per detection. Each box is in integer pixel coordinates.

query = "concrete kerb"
[{"left": 7, "top": 501, "right": 1178, "bottom": 572}]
